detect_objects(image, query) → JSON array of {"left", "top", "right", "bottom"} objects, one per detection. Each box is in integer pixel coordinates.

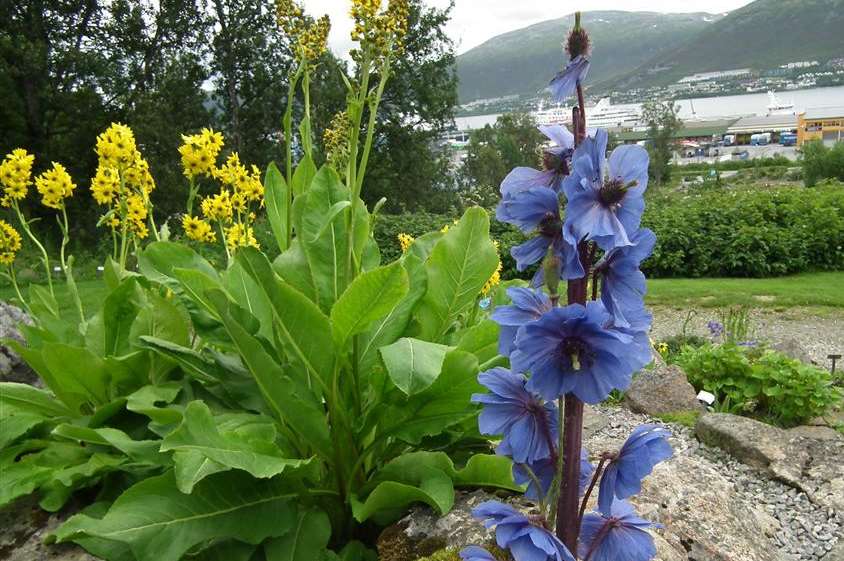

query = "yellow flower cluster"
[
  {"left": 225, "top": 223, "right": 259, "bottom": 252},
  {"left": 0, "top": 149, "right": 34, "bottom": 206},
  {"left": 324, "top": 111, "right": 350, "bottom": 170},
  {"left": 96, "top": 123, "right": 137, "bottom": 169},
  {"left": 655, "top": 342, "right": 669, "bottom": 357},
  {"left": 397, "top": 232, "right": 414, "bottom": 252},
  {"left": 276, "top": 0, "right": 331, "bottom": 61},
  {"left": 350, "top": 0, "right": 410, "bottom": 58},
  {"left": 178, "top": 128, "right": 224, "bottom": 179},
  {"left": 91, "top": 166, "right": 120, "bottom": 205},
  {"left": 214, "top": 153, "right": 263, "bottom": 209},
  {"left": 182, "top": 215, "right": 216, "bottom": 243},
  {"left": 481, "top": 262, "right": 503, "bottom": 297},
  {"left": 0, "top": 219, "right": 22, "bottom": 265},
  {"left": 35, "top": 162, "right": 76, "bottom": 209},
  {"left": 201, "top": 190, "right": 234, "bottom": 223}
]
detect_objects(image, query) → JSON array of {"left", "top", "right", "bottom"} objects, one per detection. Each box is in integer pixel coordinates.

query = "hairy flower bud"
[{"left": 565, "top": 12, "right": 590, "bottom": 59}]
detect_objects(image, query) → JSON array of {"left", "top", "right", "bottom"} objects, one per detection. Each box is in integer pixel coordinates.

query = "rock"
[
  {"left": 773, "top": 338, "right": 816, "bottom": 365},
  {"left": 696, "top": 413, "right": 844, "bottom": 512},
  {"left": 0, "top": 300, "right": 34, "bottom": 381},
  {"left": 583, "top": 405, "right": 609, "bottom": 438},
  {"left": 0, "top": 496, "right": 99, "bottom": 561},
  {"left": 623, "top": 363, "right": 704, "bottom": 416},
  {"left": 824, "top": 540, "right": 844, "bottom": 560}
]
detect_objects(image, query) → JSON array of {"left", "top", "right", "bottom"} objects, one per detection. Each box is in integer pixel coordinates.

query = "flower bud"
[{"left": 565, "top": 12, "right": 590, "bottom": 59}]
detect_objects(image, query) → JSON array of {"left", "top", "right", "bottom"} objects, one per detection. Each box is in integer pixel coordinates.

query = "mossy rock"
[{"left": 417, "top": 544, "right": 511, "bottom": 561}]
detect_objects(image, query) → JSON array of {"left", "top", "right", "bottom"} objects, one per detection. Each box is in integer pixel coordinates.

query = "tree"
[
  {"left": 459, "top": 112, "right": 545, "bottom": 207},
  {"left": 802, "top": 140, "right": 844, "bottom": 187},
  {"left": 642, "top": 99, "right": 682, "bottom": 186}
]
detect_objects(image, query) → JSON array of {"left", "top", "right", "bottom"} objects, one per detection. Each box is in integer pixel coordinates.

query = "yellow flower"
[
  {"left": 126, "top": 194, "right": 148, "bottom": 222},
  {"left": 481, "top": 262, "right": 503, "bottom": 297},
  {"left": 0, "top": 219, "right": 22, "bottom": 265},
  {"left": 182, "top": 215, "right": 217, "bottom": 243},
  {"left": 0, "top": 149, "right": 35, "bottom": 206},
  {"left": 35, "top": 162, "right": 76, "bottom": 209},
  {"left": 350, "top": 0, "right": 409, "bottom": 57},
  {"left": 225, "top": 223, "right": 259, "bottom": 252},
  {"left": 201, "top": 190, "right": 233, "bottom": 223},
  {"left": 91, "top": 166, "right": 120, "bottom": 205},
  {"left": 124, "top": 154, "right": 155, "bottom": 194},
  {"left": 179, "top": 128, "right": 224, "bottom": 179},
  {"left": 397, "top": 232, "right": 414, "bottom": 253},
  {"left": 656, "top": 342, "right": 669, "bottom": 356},
  {"left": 215, "top": 153, "right": 264, "bottom": 204},
  {"left": 96, "top": 123, "right": 137, "bottom": 169}
]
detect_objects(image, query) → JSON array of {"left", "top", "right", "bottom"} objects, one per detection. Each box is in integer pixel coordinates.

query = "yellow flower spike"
[
  {"left": 91, "top": 166, "right": 120, "bottom": 205},
  {"left": 481, "top": 262, "right": 503, "bottom": 297},
  {"left": 201, "top": 190, "right": 234, "bottom": 223},
  {"left": 182, "top": 215, "right": 217, "bottom": 243},
  {"left": 34, "top": 162, "right": 76, "bottom": 210},
  {"left": 178, "top": 128, "right": 224, "bottom": 180},
  {"left": 0, "top": 219, "right": 22, "bottom": 265},
  {"left": 225, "top": 223, "right": 259, "bottom": 252},
  {"left": 126, "top": 194, "right": 148, "bottom": 222},
  {"left": 0, "top": 149, "right": 35, "bottom": 206},
  {"left": 96, "top": 123, "right": 137, "bottom": 170},
  {"left": 397, "top": 232, "right": 414, "bottom": 253}
]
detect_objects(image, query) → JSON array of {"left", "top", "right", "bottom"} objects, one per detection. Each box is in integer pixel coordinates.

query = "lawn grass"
[{"left": 647, "top": 272, "right": 844, "bottom": 309}]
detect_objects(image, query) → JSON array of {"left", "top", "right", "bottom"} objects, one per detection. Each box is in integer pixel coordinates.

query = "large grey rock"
[
  {"left": 624, "top": 362, "right": 704, "bottom": 416},
  {"left": 0, "top": 301, "right": 35, "bottom": 383},
  {"left": 696, "top": 413, "right": 844, "bottom": 512},
  {"left": 0, "top": 496, "right": 99, "bottom": 561}
]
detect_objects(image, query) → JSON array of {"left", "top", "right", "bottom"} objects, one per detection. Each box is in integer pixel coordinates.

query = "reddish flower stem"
[{"left": 577, "top": 458, "right": 607, "bottom": 538}]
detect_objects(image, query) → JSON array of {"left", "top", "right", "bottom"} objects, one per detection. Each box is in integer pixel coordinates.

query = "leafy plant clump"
[{"left": 677, "top": 343, "right": 842, "bottom": 426}]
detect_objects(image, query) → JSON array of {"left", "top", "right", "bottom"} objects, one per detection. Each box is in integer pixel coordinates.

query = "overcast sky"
[{"left": 304, "top": 0, "right": 756, "bottom": 57}]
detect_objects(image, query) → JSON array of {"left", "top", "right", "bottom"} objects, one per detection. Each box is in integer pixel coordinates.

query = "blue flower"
[
  {"left": 597, "top": 228, "right": 656, "bottom": 329},
  {"left": 578, "top": 500, "right": 660, "bottom": 561},
  {"left": 496, "top": 187, "right": 583, "bottom": 279},
  {"left": 501, "top": 125, "right": 575, "bottom": 196},
  {"left": 512, "top": 301, "right": 649, "bottom": 403},
  {"left": 473, "top": 501, "right": 575, "bottom": 561},
  {"left": 471, "top": 368, "right": 559, "bottom": 464},
  {"left": 707, "top": 321, "right": 724, "bottom": 338},
  {"left": 548, "top": 55, "right": 590, "bottom": 103},
  {"left": 563, "top": 129, "right": 650, "bottom": 251},
  {"left": 491, "top": 287, "right": 552, "bottom": 355},
  {"left": 459, "top": 546, "right": 497, "bottom": 561},
  {"left": 598, "top": 424, "right": 672, "bottom": 514},
  {"left": 513, "top": 447, "right": 594, "bottom": 501}
]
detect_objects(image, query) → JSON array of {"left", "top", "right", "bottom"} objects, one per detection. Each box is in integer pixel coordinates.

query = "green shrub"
[
  {"left": 677, "top": 343, "right": 842, "bottom": 426},
  {"left": 802, "top": 141, "right": 844, "bottom": 187}
]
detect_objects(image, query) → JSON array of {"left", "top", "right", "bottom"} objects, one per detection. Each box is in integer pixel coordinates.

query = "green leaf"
[
  {"left": 138, "top": 242, "right": 220, "bottom": 287},
  {"left": 0, "top": 382, "right": 74, "bottom": 417},
  {"left": 312, "top": 200, "right": 352, "bottom": 242},
  {"left": 223, "top": 259, "right": 274, "bottom": 340},
  {"left": 291, "top": 153, "right": 317, "bottom": 197},
  {"left": 161, "top": 401, "right": 308, "bottom": 489},
  {"left": 125, "top": 383, "right": 183, "bottom": 426},
  {"left": 0, "top": 441, "right": 90, "bottom": 508},
  {"left": 454, "top": 454, "right": 522, "bottom": 492},
  {"left": 273, "top": 240, "right": 319, "bottom": 303},
  {"left": 53, "top": 470, "right": 299, "bottom": 561},
  {"left": 331, "top": 261, "right": 408, "bottom": 348},
  {"left": 264, "top": 161, "right": 290, "bottom": 253},
  {"left": 456, "top": 320, "right": 501, "bottom": 365},
  {"left": 0, "top": 411, "right": 44, "bottom": 447},
  {"left": 51, "top": 424, "right": 169, "bottom": 466},
  {"left": 415, "top": 208, "right": 499, "bottom": 342},
  {"left": 379, "top": 338, "right": 452, "bottom": 396},
  {"left": 190, "top": 540, "right": 257, "bottom": 561},
  {"left": 128, "top": 291, "right": 191, "bottom": 383},
  {"left": 264, "top": 508, "right": 331, "bottom": 561},
  {"left": 40, "top": 343, "right": 112, "bottom": 410}
]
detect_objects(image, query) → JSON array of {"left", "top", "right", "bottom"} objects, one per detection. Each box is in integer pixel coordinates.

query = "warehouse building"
[{"left": 797, "top": 107, "right": 844, "bottom": 146}]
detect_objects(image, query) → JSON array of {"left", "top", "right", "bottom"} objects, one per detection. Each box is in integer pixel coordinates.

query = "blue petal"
[
  {"left": 548, "top": 55, "right": 590, "bottom": 103},
  {"left": 512, "top": 236, "right": 552, "bottom": 271},
  {"left": 539, "top": 124, "right": 574, "bottom": 150},
  {"left": 460, "top": 546, "right": 497, "bottom": 561},
  {"left": 501, "top": 167, "right": 558, "bottom": 197}
]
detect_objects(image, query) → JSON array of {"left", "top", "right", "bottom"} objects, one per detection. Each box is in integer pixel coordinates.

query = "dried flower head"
[
  {"left": 323, "top": 110, "right": 351, "bottom": 170},
  {"left": 350, "top": 0, "right": 410, "bottom": 60}
]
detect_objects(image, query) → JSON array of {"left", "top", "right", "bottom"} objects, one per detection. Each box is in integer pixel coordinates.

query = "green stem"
[
  {"left": 301, "top": 64, "right": 313, "bottom": 160},
  {"left": 186, "top": 177, "right": 199, "bottom": 216},
  {"left": 218, "top": 221, "right": 231, "bottom": 266},
  {"left": 354, "top": 56, "right": 391, "bottom": 199},
  {"left": 12, "top": 202, "right": 53, "bottom": 296},
  {"left": 6, "top": 266, "right": 29, "bottom": 314},
  {"left": 345, "top": 55, "right": 372, "bottom": 282},
  {"left": 145, "top": 191, "right": 160, "bottom": 242},
  {"left": 283, "top": 63, "right": 305, "bottom": 248},
  {"left": 59, "top": 207, "right": 85, "bottom": 325}
]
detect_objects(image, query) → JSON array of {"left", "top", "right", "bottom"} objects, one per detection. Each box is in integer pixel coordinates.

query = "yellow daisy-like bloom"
[
  {"left": 225, "top": 223, "right": 259, "bottom": 252},
  {"left": 0, "top": 219, "right": 22, "bottom": 265},
  {"left": 35, "top": 162, "right": 76, "bottom": 209},
  {"left": 397, "top": 232, "right": 414, "bottom": 253},
  {"left": 215, "top": 154, "right": 264, "bottom": 206},
  {"left": 182, "top": 215, "right": 216, "bottom": 243},
  {"left": 126, "top": 193, "right": 148, "bottom": 222},
  {"left": 96, "top": 123, "right": 137, "bottom": 169},
  {"left": 0, "top": 149, "right": 35, "bottom": 206},
  {"left": 91, "top": 166, "right": 120, "bottom": 205},
  {"left": 128, "top": 217, "right": 149, "bottom": 240},
  {"left": 201, "top": 190, "right": 234, "bottom": 223},
  {"left": 481, "top": 262, "right": 503, "bottom": 297},
  {"left": 124, "top": 154, "right": 155, "bottom": 194},
  {"left": 179, "top": 128, "right": 224, "bottom": 179}
]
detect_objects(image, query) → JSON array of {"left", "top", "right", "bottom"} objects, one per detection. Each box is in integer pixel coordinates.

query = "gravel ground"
[
  {"left": 589, "top": 404, "right": 843, "bottom": 561},
  {"left": 650, "top": 306, "right": 844, "bottom": 368}
]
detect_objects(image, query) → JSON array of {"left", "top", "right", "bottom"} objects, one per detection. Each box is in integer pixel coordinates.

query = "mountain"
[
  {"left": 598, "top": 0, "right": 844, "bottom": 92},
  {"left": 456, "top": 11, "right": 722, "bottom": 103}
]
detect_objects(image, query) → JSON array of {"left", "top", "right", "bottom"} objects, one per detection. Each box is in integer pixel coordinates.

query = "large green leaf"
[
  {"left": 273, "top": 240, "right": 319, "bottom": 303},
  {"left": 125, "top": 383, "right": 183, "bottom": 428},
  {"left": 0, "top": 382, "right": 74, "bottom": 417},
  {"left": 331, "top": 261, "right": 408, "bottom": 348},
  {"left": 456, "top": 319, "right": 501, "bottom": 365},
  {"left": 264, "top": 508, "right": 331, "bottom": 561},
  {"left": 53, "top": 471, "right": 299, "bottom": 561},
  {"left": 264, "top": 161, "right": 290, "bottom": 253},
  {"left": 379, "top": 338, "right": 452, "bottom": 396},
  {"left": 223, "top": 259, "right": 274, "bottom": 340},
  {"left": 291, "top": 153, "right": 317, "bottom": 196},
  {"left": 51, "top": 424, "right": 169, "bottom": 466},
  {"left": 235, "top": 249, "right": 335, "bottom": 394},
  {"left": 415, "top": 208, "right": 499, "bottom": 342},
  {"left": 128, "top": 291, "right": 191, "bottom": 383},
  {"left": 453, "top": 454, "right": 522, "bottom": 492},
  {"left": 138, "top": 241, "right": 220, "bottom": 287},
  {"left": 0, "top": 441, "right": 89, "bottom": 508},
  {"left": 161, "top": 401, "right": 308, "bottom": 489}
]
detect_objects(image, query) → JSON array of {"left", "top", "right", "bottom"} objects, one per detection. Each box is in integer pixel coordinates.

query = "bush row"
[{"left": 373, "top": 183, "right": 844, "bottom": 279}]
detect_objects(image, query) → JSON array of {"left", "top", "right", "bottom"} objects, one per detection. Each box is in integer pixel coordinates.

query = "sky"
[{"left": 304, "top": 0, "right": 756, "bottom": 57}]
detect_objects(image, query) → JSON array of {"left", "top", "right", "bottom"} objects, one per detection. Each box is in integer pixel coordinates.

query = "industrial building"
[{"left": 798, "top": 106, "right": 844, "bottom": 146}]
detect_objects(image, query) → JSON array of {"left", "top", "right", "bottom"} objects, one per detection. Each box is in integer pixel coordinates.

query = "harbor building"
[
  {"left": 798, "top": 106, "right": 844, "bottom": 146},
  {"left": 726, "top": 114, "right": 797, "bottom": 145}
]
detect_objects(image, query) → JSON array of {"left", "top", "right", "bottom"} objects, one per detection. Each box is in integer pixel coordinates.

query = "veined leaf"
[
  {"left": 291, "top": 153, "right": 317, "bottom": 197},
  {"left": 379, "top": 338, "right": 452, "bottom": 396},
  {"left": 264, "top": 508, "right": 331, "bottom": 561},
  {"left": 51, "top": 424, "right": 169, "bottom": 466},
  {"left": 264, "top": 161, "right": 290, "bottom": 253},
  {"left": 415, "top": 207, "right": 499, "bottom": 342},
  {"left": 456, "top": 319, "right": 501, "bottom": 365},
  {"left": 0, "top": 441, "right": 89, "bottom": 508},
  {"left": 223, "top": 259, "right": 274, "bottom": 340},
  {"left": 331, "top": 261, "right": 408, "bottom": 348},
  {"left": 161, "top": 401, "right": 308, "bottom": 488},
  {"left": 53, "top": 470, "right": 299, "bottom": 561},
  {"left": 0, "top": 382, "right": 73, "bottom": 417},
  {"left": 273, "top": 240, "right": 319, "bottom": 303},
  {"left": 138, "top": 242, "right": 220, "bottom": 287},
  {"left": 352, "top": 465, "right": 453, "bottom": 524},
  {"left": 125, "top": 383, "right": 183, "bottom": 427},
  {"left": 453, "top": 454, "right": 522, "bottom": 492}
]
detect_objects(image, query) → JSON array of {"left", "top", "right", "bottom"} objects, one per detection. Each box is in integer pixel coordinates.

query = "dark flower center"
[
  {"left": 543, "top": 149, "right": 571, "bottom": 177},
  {"left": 566, "top": 27, "right": 590, "bottom": 59},
  {"left": 560, "top": 336, "right": 590, "bottom": 371},
  {"left": 598, "top": 177, "right": 627, "bottom": 207},
  {"left": 538, "top": 212, "right": 562, "bottom": 239}
]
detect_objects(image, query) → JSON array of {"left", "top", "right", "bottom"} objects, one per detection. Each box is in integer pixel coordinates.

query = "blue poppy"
[
  {"left": 471, "top": 368, "right": 559, "bottom": 464},
  {"left": 563, "top": 129, "right": 650, "bottom": 251},
  {"left": 473, "top": 501, "right": 576, "bottom": 561},
  {"left": 597, "top": 228, "right": 656, "bottom": 329},
  {"left": 513, "top": 447, "right": 594, "bottom": 501},
  {"left": 491, "top": 287, "right": 552, "bottom": 356},
  {"left": 501, "top": 125, "right": 575, "bottom": 196},
  {"left": 548, "top": 55, "right": 590, "bottom": 103},
  {"left": 579, "top": 500, "right": 660, "bottom": 561},
  {"left": 512, "top": 301, "right": 649, "bottom": 403},
  {"left": 459, "top": 546, "right": 497, "bottom": 561},
  {"left": 598, "top": 424, "right": 672, "bottom": 514}
]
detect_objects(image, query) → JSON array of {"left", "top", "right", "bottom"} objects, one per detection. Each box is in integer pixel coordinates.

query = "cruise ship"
[{"left": 532, "top": 98, "right": 642, "bottom": 129}]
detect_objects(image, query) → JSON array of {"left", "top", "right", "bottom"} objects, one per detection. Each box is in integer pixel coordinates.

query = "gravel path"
[
  {"left": 588, "top": 404, "right": 842, "bottom": 561},
  {"left": 650, "top": 306, "right": 844, "bottom": 368}
]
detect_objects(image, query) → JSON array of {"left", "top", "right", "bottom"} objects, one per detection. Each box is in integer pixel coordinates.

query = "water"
[{"left": 454, "top": 85, "right": 844, "bottom": 130}]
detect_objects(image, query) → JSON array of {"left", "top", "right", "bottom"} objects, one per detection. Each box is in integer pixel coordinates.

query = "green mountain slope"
[
  {"left": 600, "top": 0, "right": 844, "bottom": 91},
  {"left": 456, "top": 11, "right": 721, "bottom": 103}
]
